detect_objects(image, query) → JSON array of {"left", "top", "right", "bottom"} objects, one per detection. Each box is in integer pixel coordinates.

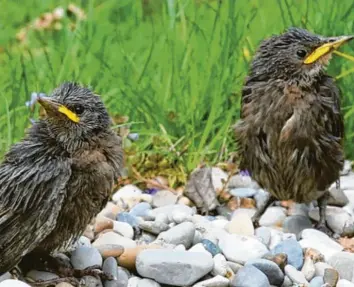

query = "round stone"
[
  {"left": 201, "top": 239, "right": 221, "bottom": 256},
  {"left": 245, "top": 258, "right": 284, "bottom": 286},
  {"left": 229, "top": 188, "right": 257, "bottom": 198},
  {"left": 71, "top": 246, "right": 103, "bottom": 269},
  {"left": 230, "top": 265, "right": 270, "bottom": 287},
  {"left": 283, "top": 215, "right": 312, "bottom": 239},
  {"left": 271, "top": 239, "right": 303, "bottom": 270}
]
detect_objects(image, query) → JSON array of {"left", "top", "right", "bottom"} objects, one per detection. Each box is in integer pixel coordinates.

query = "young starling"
[
  {"left": 234, "top": 28, "right": 353, "bottom": 235},
  {"left": 0, "top": 83, "right": 123, "bottom": 277}
]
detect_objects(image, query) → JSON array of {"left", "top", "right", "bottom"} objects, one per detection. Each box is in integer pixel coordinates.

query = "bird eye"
[
  {"left": 74, "top": 105, "right": 85, "bottom": 115},
  {"left": 296, "top": 49, "right": 307, "bottom": 58}
]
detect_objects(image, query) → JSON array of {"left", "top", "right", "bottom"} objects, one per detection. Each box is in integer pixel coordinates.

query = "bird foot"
[
  {"left": 251, "top": 217, "right": 261, "bottom": 229},
  {"left": 63, "top": 265, "right": 115, "bottom": 281},
  {"left": 314, "top": 222, "right": 334, "bottom": 237},
  {"left": 29, "top": 277, "right": 81, "bottom": 287}
]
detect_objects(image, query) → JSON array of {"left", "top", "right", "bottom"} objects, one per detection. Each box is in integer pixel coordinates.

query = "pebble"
[
  {"left": 155, "top": 222, "right": 195, "bottom": 248},
  {"left": 201, "top": 239, "right": 221, "bottom": 256},
  {"left": 117, "top": 213, "right": 139, "bottom": 228},
  {"left": 323, "top": 268, "right": 339, "bottom": 287},
  {"left": 283, "top": 215, "right": 312, "bottom": 239},
  {"left": 95, "top": 244, "right": 125, "bottom": 258},
  {"left": 309, "top": 276, "right": 324, "bottom": 287},
  {"left": 128, "top": 277, "right": 141, "bottom": 287},
  {"left": 136, "top": 249, "right": 213, "bottom": 286},
  {"left": 226, "top": 212, "right": 254, "bottom": 236},
  {"left": 75, "top": 236, "right": 92, "bottom": 247},
  {"left": 0, "top": 273, "right": 11, "bottom": 283},
  {"left": 119, "top": 244, "right": 161, "bottom": 271},
  {"left": 229, "top": 188, "right": 257, "bottom": 198},
  {"left": 211, "top": 167, "right": 228, "bottom": 191},
  {"left": 189, "top": 243, "right": 210, "bottom": 255},
  {"left": 288, "top": 203, "right": 310, "bottom": 217},
  {"left": 112, "top": 221, "right": 134, "bottom": 239},
  {"left": 0, "top": 280, "right": 31, "bottom": 287},
  {"left": 328, "top": 186, "right": 350, "bottom": 206},
  {"left": 56, "top": 283, "right": 75, "bottom": 287},
  {"left": 152, "top": 190, "right": 178, "bottom": 208},
  {"left": 299, "top": 229, "right": 343, "bottom": 260},
  {"left": 117, "top": 267, "right": 129, "bottom": 287},
  {"left": 263, "top": 253, "right": 288, "bottom": 271},
  {"left": 281, "top": 276, "right": 292, "bottom": 287},
  {"left": 230, "top": 265, "right": 270, "bottom": 287},
  {"left": 301, "top": 257, "right": 316, "bottom": 282},
  {"left": 129, "top": 202, "right": 152, "bottom": 218},
  {"left": 245, "top": 258, "right": 284, "bottom": 286},
  {"left": 255, "top": 227, "right": 271, "bottom": 247},
  {"left": 71, "top": 246, "right": 103, "bottom": 269},
  {"left": 82, "top": 275, "right": 103, "bottom": 287},
  {"left": 93, "top": 232, "right": 137, "bottom": 249},
  {"left": 227, "top": 261, "right": 243, "bottom": 273},
  {"left": 337, "top": 279, "right": 354, "bottom": 287},
  {"left": 112, "top": 185, "right": 142, "bottom": 205},
  {"left": 219, "top": 234, "right": 268, "bottom": 264},
  {"left": 328, "top": 251, "right": 354, "bottom": 282},
  {"left": 314, "top": 262, "right": 334, "bottom": 277},
  {"left": 284, "top": 264, "right": 308, "bottom": 285},
  {"left": 26, "top": 270, "right": 59, "bottom": 281},
  {"left": 227, "top": 173, "right": 255, "bottom": 189},
  {"left": 259, "top": 206, "right": 287, "bottom": 227},
  {"left": 139, "top": 220, "right": 169, "bottom": 235},
  {"left": 137, "top": 279, "right": 161, "bottom": 287},
  {"left": 148, "top": 204, "right": 195, "bottom": 220},
  {"left": 102, "top": 257, "right": 119, "bottom": 287},
  {"left": 254, "top": 189, "right": 270, "bottom": 210},
  {"left": 212, "top": 254, "right": 233, "bottom": 278},
  {"left": 231, "top": 208, "right": 257, "bottom": 220},
  {"left": 193, "top": 275, "right": 230, "bottom": 287},
  {"left": 271, "top": 239, "right": 303, "bottom": 270}
]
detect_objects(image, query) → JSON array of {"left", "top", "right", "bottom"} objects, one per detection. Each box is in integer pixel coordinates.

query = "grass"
[{"left": 1, "top": 0, "right": 354, "bottom": 177}]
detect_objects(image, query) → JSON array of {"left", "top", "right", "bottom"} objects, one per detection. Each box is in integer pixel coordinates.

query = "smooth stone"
[
  {"left": 201, "top": 239, "right": 221, "bottom": 256},
  {"left": 284, "top": 265, "right": 308, "bottom": 285},
  {"left": 211, "top": 219, "right": 229, "bottom": 229},
  {"left": 193, "top": 275, "right": 229, "bottom": 287},
  {"left": 288, "top": 203, "right": 310, "bottom": 217},
  {"left": 255, "top": 227, "right": 272, "bottom": 247},
  {"left": 117, "top": 267, "right": 129, "bottom": 287},
  {"left": 227, "top": 174, "right": 254, "bottom": 189},
  {"left": 246, "top": 258, "right": 284, "bottom": 286},
  {"left": 341, "top": 176, "right": 354, "bottom": 190},
  {"left": 229, "top": 188, "right": 257, "bottom": 198},
  {"left": 0, "top": 280, "right": 31, "bottom": 287},
  {"left": 230, "top": 265, "right": 270, "bottom": 287},
  {"left": 112, "top": 184, "right": 142, "bottom": 203},
  {"left": 102, "top": 257, "right": 118, "bottom": 287},
  {"left": 139, "top": 220, "right": 169, "bottom": 235},
  {"left": 26, "top": 270, "right": 59, "bottom": 281},
  {"left": 148, "top": 205, "right": 195, "bottom": 220},
  {"left": 226, "top": 212, "right": 254, "bottom": 236},
  {"left": 268, "top": 228, "right": 284, "bottom": 251},
  {"left": 75, "top": 236, "right": 92, "bottom": 247},
  {"left": 171, "top": 211, "right": 193, "bottom": 224},
  {"left": 71, "top": 246, "right": 102, "bottom": 269},
  {"left": 328, "top": 185, "right": 350, "bottom": 207},
  {"left": 309, "top": 206, "right": 354, "bottom": 236},
  {"left": 0, "top": 273, "right": 11, "bottom": 283},
  {"left": 254, "top": 189, "right": 270, "bottom": 210},
  {"left": 314, "top": 262, "right": 334, "bottom": 277},
  {"left": 175, "top": 244, "right": 186, "bottom": 251},
  {"left": 283, "top": 215, "right": 312, "bottom": 239},
  {"left": 129, "top": 202, "right": 152, "bottom": 218},
  {"left": 119, "top": 244, "right": 161, "bottom": 271},
  {"left": 328, "top": 252, "right": 354, "bottom": 282},
  {"left": 128, "top": 277, "right": 141, "bottom": 287},
  {"left": 137, "top": 279, "right": 161, "bottom": 287},
  {"left": 259, "top": 207, "right": 287, "bottom": 227},
  {"left": 281, "top": 276, "right": 292, "bottom": 287},
  {"left": 93, "top": 232, "right": 137, "bottom": 249},
  {"left": 337, "top": 279, "right": 354, "bottom": 287},
  {"left": 219, "top": 234, "right": 268, "bottom": 264},
  {"left": 309, "top": 276, "right": 324, "bottom": 287},
  {"left": 189, "top": 243, "right": 210, "bottom": 256},
  {"left": 135, "top": 231, "right": 157, "bottom": 245},
  {"left": 155, "top": 222, "right": 195, "bottom": 248},
  {"left": 95, "top": 244, "right": 124, "bottom": 259},
  {"left": 227, "top": 261, "right": 243, "bottom": 274},
  {"left": 82, "top": 276, "right": 103, "bottom": 287},
  {"left": 117, "top": 213, "right": 139, "bottom": 228},
  {"left": 271, "top": 239, "right": 303, "bottom": 270},
  {"left": 136, "top": 249, "right": 213, "bottom": 286},
  {"left": 301, "top": 257, "right": 316, "bottom": 282},
  {"left": 152, "top": 190, "right": 178, "bottom": 208},
  {"left": 299, "top": 229, "right": 343, "bottom": 261},
  {"left": 56, "top": 283, "right": 75, "bottom": 287},
  {"left": 212, "top": 254, "right": 233, "bottom": 277},
  {"left": 113, "top": 221, "right": 134, "bottom": 239},
  {"left": 231, "top": 208, "right": 257, "bottom": 220},
  {"left": 323, "top": 268, "right": 339, "bottom": 287},
  {"left": 211, "top": 167, "right": 228, "bottom": 191}
]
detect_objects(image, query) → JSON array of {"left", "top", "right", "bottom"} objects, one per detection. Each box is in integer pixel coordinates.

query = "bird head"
[
  {"left": 36, "top": 82, "right": 111, "bottom": 149},
  {"left": 250, "top": 27, "right": 353, "bottom": 84}
]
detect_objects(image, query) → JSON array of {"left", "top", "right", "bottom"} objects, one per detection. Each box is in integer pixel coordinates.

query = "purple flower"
[
  {"left": 145, "top": 188, "right": 158, "bottom": 195},
  {"left": 240, "top": 169, "right": 250, "bottom": 176}
]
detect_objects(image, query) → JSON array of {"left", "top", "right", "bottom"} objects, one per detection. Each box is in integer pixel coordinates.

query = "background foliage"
[{"left": 1, "top": 0, "right": 354, "bottom": 175}]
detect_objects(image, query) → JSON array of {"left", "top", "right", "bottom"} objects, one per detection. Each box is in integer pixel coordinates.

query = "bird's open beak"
[
  {"left": 304, "top": 35, "right": 354, "bottom": 64},
  {"left": 37, "top": 96, "right": 80, "bottom": 123}
]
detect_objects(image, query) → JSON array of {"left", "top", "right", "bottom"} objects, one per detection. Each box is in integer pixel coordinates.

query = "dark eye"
[
  {"left": 296, "top": 49, "right": 307, "bottom": 58},
  {"left": 74, "top": 105, "right": 85, "bottom": 115}
]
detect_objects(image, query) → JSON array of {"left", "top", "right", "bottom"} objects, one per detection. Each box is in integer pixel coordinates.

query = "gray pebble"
[
  {"left": 229, "top": 188, "right": 257, "bottom": 198},
  {"left": 26, "top": 270, "right": 59, "bottom": 281},
  {"left": 129, "top": 202, "right": 152, "bottom": 218},
  {"left": 246, "top": 258, "right": 284, "bottom": 286},
  {"left": 71, "top": 246, "right": 103, "bottom": 269},
  {"left": 102, "top": 257, "right": 118, "bottom": 287},
  {"left": 284, "top": 265, "right": 308, "bottom": 285},
  {"left": 281, "top": 276, "right": 292, "bottom": 287},
  {"left": 155, "top": 222, "right": 195, "bottom": 248},
  {"left": 271, "top": 239, "right": 303, "bottom": 270},
  {"left": 255, "top": 227, "right": 271, "bottom": 247},
  {"left": 314, "top": 262, "right": 334, "bottom": 277},
  {"left": 83, "top": 275, "right": 103, "bottom": 287},
  {"left": 137, "top": 279, "right": 161, "bottom": 287},
  {"left": 309, "top": 276, "right": 324, "bottom": 287},
  {"left": 328, "top": 251, "right": 354, "bottom": 282},
  {"left": 328, "top": 185, "right": 350, "bottom": 207},
  {"left": 259, "top": 207, "right": 287, "bottom": 227},
  {"left": 117, "top": 267, "right": 129, "bottom": 287},
  {"left": 283, "top": 215, "right": 312, "bottom": 239},
  {"left": 230, "top": 265, "right": 270, "bottom": 287}
]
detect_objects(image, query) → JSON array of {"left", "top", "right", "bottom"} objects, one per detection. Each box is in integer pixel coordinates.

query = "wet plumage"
[
  {"left": 234, "top": 28, "right": 352, "bottom": 232},
  {"left": 0, "top": 82, "right": 123, "bottom": 273}
]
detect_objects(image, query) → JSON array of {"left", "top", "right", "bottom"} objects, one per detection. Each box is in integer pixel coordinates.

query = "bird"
[
  {"left": 234, "top": 27, "right": 353, "bottom": 235},
  {"left": 0, "top": 82, "right": 123, "bottom": 282}
]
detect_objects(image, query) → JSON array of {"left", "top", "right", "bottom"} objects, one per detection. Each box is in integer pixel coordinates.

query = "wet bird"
[
  {"left": 0, "top": 83, "right": 123, "bottom": 281},
  {"left": 234, "top": 28, "right": 353, "bottom": 235}
]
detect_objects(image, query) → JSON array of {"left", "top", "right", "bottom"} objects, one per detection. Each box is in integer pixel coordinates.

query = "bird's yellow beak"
[
  {"left": 304, "top": 35, "right": 354, "bottom": 64},
  {"left": 37, "top": 96, "right": 80, "bottom": 123}
]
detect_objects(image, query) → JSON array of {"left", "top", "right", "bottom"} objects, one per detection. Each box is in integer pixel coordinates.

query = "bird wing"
[{"left": 0, "top": 140, "right": 71, "bottom": 272}]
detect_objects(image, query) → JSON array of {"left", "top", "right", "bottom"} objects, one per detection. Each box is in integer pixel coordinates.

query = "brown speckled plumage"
[
  {"left": 0, "top": 82, "right": 123, "bottom": 273},
  {"left": 234, "top": 28, "right": 351, "bottom": 233}
]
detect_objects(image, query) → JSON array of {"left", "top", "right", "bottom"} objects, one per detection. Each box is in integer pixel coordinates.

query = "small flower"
[{"left": 240, "top": 169, "right": 250, "bottom": 177}]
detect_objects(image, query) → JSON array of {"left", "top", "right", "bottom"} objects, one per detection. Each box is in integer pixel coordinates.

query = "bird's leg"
[
  {"left": 251, "top": 193, "right": 276, "bottom": 228},
  {"left": 314, "top": 192, "right": 335, "bottom": 237}
]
